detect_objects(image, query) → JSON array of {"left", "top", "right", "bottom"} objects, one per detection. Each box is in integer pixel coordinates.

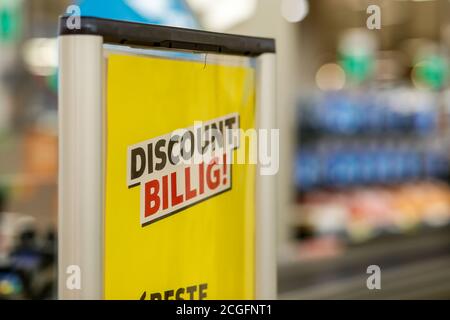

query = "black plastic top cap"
[{"left": 59, "top": 16, "right": 275, "bottom": 57}]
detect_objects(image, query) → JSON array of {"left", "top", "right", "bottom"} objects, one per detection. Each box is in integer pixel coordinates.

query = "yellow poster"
[{"left": 104, "top": 53, "right": 256, "bottom": 299}]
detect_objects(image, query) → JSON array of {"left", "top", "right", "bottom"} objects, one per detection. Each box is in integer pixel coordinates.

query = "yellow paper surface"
[{"left": 104, "top": 53, "right": 256, "bottom": 300}]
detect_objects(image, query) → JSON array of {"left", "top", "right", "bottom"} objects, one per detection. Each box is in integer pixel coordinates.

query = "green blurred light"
[
  {"left": 0, "top": 4, "right": 21, "bottom": 43},
  {"left": 340, "top": 52, "right": 374, "bottom": 84},
  {"left": 415, "top": 55, "right": 448, "bottom": 90},
  {"left": 47, "top": 71, "right": 59, "bottom": 93}
]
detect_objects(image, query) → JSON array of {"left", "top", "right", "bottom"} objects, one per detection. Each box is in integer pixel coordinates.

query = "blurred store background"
[{"left": 0, "top": 0, "right": 450, "bottom": 299}]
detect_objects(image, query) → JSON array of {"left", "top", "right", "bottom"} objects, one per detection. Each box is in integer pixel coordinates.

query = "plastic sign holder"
[{"left": 58, "top": 16, "right": 276, "bottom": 300}]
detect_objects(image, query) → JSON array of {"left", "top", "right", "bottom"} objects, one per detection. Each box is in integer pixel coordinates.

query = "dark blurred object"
[
  {"left": 0, "top": 264, "right": 25, "bottom": 300},
  {"left": 6, "top": 227, "right": 56, "bottom": 299}
]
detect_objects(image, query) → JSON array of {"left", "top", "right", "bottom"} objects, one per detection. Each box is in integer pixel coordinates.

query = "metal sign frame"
[{"left": 58, "top": 16, "right": 276, "bottom": 300}]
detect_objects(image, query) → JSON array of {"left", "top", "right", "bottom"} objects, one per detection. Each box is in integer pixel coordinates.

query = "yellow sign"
[{"left": 104, "top": 53, "right": 256, "bottom": 299}]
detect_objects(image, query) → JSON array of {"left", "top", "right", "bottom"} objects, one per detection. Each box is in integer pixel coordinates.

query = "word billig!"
[
  {"left": 143, "top": 154, "right": 229, "bottom": 221},
  {"left": 127, "top": 113, "right": 240, "bottom": 226}
]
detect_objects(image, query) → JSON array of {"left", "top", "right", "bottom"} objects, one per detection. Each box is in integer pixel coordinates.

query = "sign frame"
[{"left": 58, "top": 16, "right": 276, "bottom": 300}]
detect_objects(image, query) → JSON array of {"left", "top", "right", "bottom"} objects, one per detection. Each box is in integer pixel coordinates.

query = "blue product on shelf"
[
  {"left": 347, "top": 150, "right": 360, "bottom": 184},
  {"left": 360, "top": 150, "right": 375, "bottom": 183},
  {"left": 425, "top": 152, "right": 449, "bottom": 177},
  {"left": 296, "top": 149, "right": 321, "bottom": 190},
  {"left": 322, "top": 93, "right": 360, "bottom": 134},
  {"left": 383, "top": 108, "right": 398, "bottom": 132},
  {"left": 395, "top": 150, "right": 407, "bottom": 181},
  {"left": 365, "top": 105, "right": 384, "bottom": 133},
  {"left": 414, "top": 111, "right": 437, "bottom": 135},
  {"left": 375, "top": 149, "right": 388, "bottom": 183},
  {"left": 324, "top": 150, "right": 339, "bottom": 186}
]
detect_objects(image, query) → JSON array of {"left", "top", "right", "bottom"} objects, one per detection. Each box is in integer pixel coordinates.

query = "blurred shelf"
[{"left": 278, "top": 224, "right": 450, "bottom": 299}]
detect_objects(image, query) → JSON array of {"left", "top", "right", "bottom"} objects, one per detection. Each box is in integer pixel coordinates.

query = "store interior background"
[{"left": 1, "top": 0, "right": 450, "bottom": 299}]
